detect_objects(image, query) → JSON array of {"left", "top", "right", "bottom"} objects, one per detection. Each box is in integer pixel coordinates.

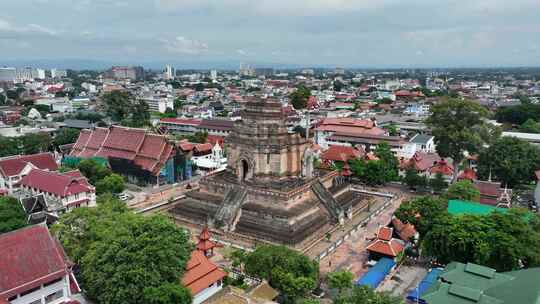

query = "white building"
[
  {"left": 401, "top": 134, "right": 436, "bottom": 158},
  {"left": 0, "top": 67, "right": 16, "bottom": 82},
  {"left": 165, "top": 65, "right": 174, "bottom": 80},
  {"left": 140, "top": 95, "right": 174, "bottom": 113},
  {"left": 210, "top": 70, "right": 217, "bottom": 81}
]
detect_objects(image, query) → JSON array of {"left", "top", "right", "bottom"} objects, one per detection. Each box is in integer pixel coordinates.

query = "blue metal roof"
[
  {"left": 355, "top": 257, "right": 396, "bottom": 289},
  {"left": 406, "top": 268, "right": 443, "bottom": 303}
]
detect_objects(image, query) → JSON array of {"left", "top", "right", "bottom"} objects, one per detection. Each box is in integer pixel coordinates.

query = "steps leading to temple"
[
  {"left": 213, "top": 186, "right": 248, "bottom": 232},
  {"left": 311, "top": 181, "right": 344, "bottom": 224}
]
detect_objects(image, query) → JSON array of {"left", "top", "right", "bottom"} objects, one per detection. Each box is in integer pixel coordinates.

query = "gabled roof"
[
  {"left": 18, "top": 169, "right": 93, "bottom": 198},
  {"left": 321, "top": 145, "right": 364, "bottom": 162},
  {"left": 182, "top": 251, "right": 226, "bottom": 296},
  {"left": 459, "top": 168, "right": 478, "bottom": 181},
  {"left": 366, "top": 228, "right": 405, "bottom": 258},
  {"left": 391, "top": 217, "right": 417, "bottom": 242},
  {"left": 0, "top": 152, "right": 58, "bottom": 177},
  {"left": 409, "top": 134, "right": 434, "bottom": 145},
  {"left": 70, "top": 126, "right": 174, "bottom": 175},
  {"left": 402, "top": 151, "right": 441, "bottom": 172},
  {"left": 0, "top": 225, "right": 71, "bottom": 299},
  {"left": 429, "top": 160, "right": 454, "bottom": 176}
]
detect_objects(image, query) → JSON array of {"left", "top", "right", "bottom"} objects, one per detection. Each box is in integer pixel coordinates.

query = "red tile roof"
[
  {"left": 182, "top": 251, "right": 226, "bottom": 296},
  {"left": 196, "top": 227, "right": 221, "bottom": 254},
  {"left": 194, "top": 143, "right": 213, "bottom": 153},
  {"left": 366, "top": 237, "right": 405, "bottom": 258},
  {"left": 71, "top": 126, "right": 174, "bottom": 175},
  {"left": 206, "top": 135, "right": 225, "bottom": 147},
  {"left": 321, "top": 145, "right": 364, "bottom": 162},
  {"left": 0, "top": 153, "right": 58, "bottom": 177},
  {"left": 402, "top": 152, "right": 441, "bottom": 172},
  {"left": 428, "top": 159, "right": 454, "bottom": 176},
  {"left": 18, "top": 169, "right": 93, "bottom": 197},
  {"left": 0, "top": 225, "right": 72, "bottom": 299},
  {"left": 458, "top": 168, "right": 477, "bottom": 181},
  {"left": 377, "top": 226, "right": 393, "bottom": 241},
  {"left": 391, "top": 218, "right": 417, "bottom": 242},
  {"left": 316, "top": 118, "right": 386, "bottom": 136}
]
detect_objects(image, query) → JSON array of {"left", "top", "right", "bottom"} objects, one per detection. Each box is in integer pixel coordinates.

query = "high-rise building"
[
  {"left": 108, "top": 66, "right": 144, "bottom": 81},
  {"left": 210, "top": 70, "right": 218, "bottom": 81},
  {"left": 31, "top": 68, "right": 46, "bottom": 80},
  {"left": 0, "top": 67, "right": 17, "bottom": 82},
  {"left": 16, "top": 67, "right": 34, "bottom": 82},
  {"left": 51, "top": 68, "right": 67, "bottom": 78},
  {"left": 165, "top": 65, "right": 174, "bottom": 80}
]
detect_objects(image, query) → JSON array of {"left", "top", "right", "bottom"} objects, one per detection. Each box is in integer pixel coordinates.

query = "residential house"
[
  {"left": 315, "top": 117, "right": 387, "bottom": 149},
  {"left": 0, "top": 225, "right": 81, "bottom": 304},
  {"left": 401, "top": 134, "right": 435, "bottom": 159},
  {"left": 197, "top": 119, "right": 234, "bottom": 136},
  {"left": 0, "top": 153, "right": 58, "bottom": 194}
]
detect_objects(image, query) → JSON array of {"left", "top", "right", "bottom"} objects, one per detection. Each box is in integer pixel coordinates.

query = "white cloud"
[
  {"left": 161, "top": 36, "right": 209, "bottom": 54},
  {"left": 236, "top": 49, "right": 248, "bottom": 56},
  {"left": 0, "top": 18, "right": 58, "bottom": 36},
  {"left": 27, "top": 24, "right": 58, "bottom": 35}
]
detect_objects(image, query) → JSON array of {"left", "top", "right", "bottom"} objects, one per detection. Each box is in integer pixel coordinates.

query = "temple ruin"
[{"left": 170, "top": 98, "right": 370, "bottom": 247}]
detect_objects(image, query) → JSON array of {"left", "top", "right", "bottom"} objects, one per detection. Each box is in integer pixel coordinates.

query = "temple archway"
[{"left": 241, "top": 159, "right": 249, "bottom": 181}]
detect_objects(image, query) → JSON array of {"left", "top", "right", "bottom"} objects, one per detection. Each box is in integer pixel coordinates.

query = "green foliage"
[
  {"left": 334, "top": 285, "right": 404, "bottom": 304},
  {"left": 384, "top": 124, "right": 399, "bottom": 136},
  {"left": 53, "top": 128, "right": 80, "bottom": 147},
  {"left": 423, "top": 210, "right": 540, "bottom": 271},
  {"left": 290, "top": 86, "right": 311, "bottom": 110},
  {"left": 333, "top": 80, "right": 344, "bottom": 92},
  {"left": 0, "top": 196, "right": 27, "bottom": 234},
  {"left": 103, "top": 91, "right": 132, "bottom": 121},
  {"left": 520, "top": 119, "right": 540, "bottom": 133},
  {"left": 350, "top": 143, "right": 399, "bottom": 185},
  {"left": 327, "top": 270, "right": 353, "bottom": 294},
  {"left": 394, "top": 196, "right": 448, "bottom": 237},
  {"left": 477, "top": 136, "right": 540, "bottom": 187},
  {"left": 159, "top": 107, "right": 177, "bottom": 118},
  {"left": 181, "top": 131, "right": 208, "bottom": 144},
  {"left": 142, "top": 283, "right": 192, "bottom": 304},
  {"left": 20, "top": 133, "right": 52, "bottom": 154},
  {"left": 426, "top": 98, "right": 494, "bottom": 181},
  {"left": 403, "top": 167, "right": 428, "bottom": 190},
  {"left": 96, "top": 173, "right": 125, "bottom": 195},
  {"left": 429, "top": 172, "right": 448, "bottom": 193},
  {"left": 446, "top": 180, "right": 480, "bottom": 201},
  {"left": 378, "top": 97, "right": 394, "bottom": 104},
  {"left": 0, "top": 136, "right": 20, "bottom": 157},
  {"left": 52, "top": 197, "right": 193, "bottom": 304},
  {"left": 130, "top": 101, "right": 151, "bottom": 127},
  {"left": 78, "top": 158, "right": 112, "bottom": 185},
  {"left": 495, "top": 103, "right": 540, "bottom": 125},
  {"left": 244, "top": 245, "right": 319, "bottom": 303},
  {"left": 0, "top": 94, "right": 6, "bottom": 105}
]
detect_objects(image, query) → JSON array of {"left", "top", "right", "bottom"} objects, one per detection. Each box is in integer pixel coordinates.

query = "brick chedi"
[{"left": 171, "top": 98, "right": 369, "bottom": 248}]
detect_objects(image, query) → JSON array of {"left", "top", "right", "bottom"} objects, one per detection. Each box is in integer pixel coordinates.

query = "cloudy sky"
[{"left": 1, "top": 0, "right": 540, "bottom": 68}]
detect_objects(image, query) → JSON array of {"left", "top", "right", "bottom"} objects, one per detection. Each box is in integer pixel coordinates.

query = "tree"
[
  {"left": 103, "top": 91, "right": 132, "bottom": 121},
  {"left": 327, "top": 270, "right": 353, "bottom": 294},
  {"left": 375, "top": 142, "right": 399, "bottom": 182},
  {"left": 174, "top": 97, "right": 185, "bottom": 110},
  {"left": 244, "top": 245, "right": 318, "bottom": 303},
  {"left": 0, "top": 196, "right": 27, "bottom": 234},
  {"left": 142, "top": 283, "right": 192, "bottom": 304},
  {"left": 385, "top": 124, "right": 398, "bottom": 136},
  {"left": 520, "top": 119, "right": 540, "bottom": 133},
  {"left": 446, "top": 180, "right": 480, "bottom": 201},
  {"left": 53, "top": 128, "right": 80, "bottom": 147},
  {"left": 495, "top": 103, "right": 540, "bottom": 125},
  {"left": 187, "top": 131, "right": 208, "bottom": 144},
  {"left": 394, "top": 196, "right": 448, "bottom": 237},
  {"left": 130, "top": 100, "right": 150, "bottom": 127},
  {"left": 0, "top": 136, "right": 19, "bottom": 157},
  {"left": 290, "top": 86, "right": 311, "bottom": 110},
  {"left": 96, "top": 173, "right": 125, "bottom": 195},
  {"left": 426, "top": 98, "right": 495, "bottom": 182},
  {"left": 403, "top": 167, "right": 427, "bottom": 190},
  {"left": 333, "top": 80, "right": 344, "bottom": 92},
  {"left": 53, "top": 197, "right": 193, "bottom": 304},
  {"left": 20, "top": 133, "right": 51, "bottom": 154},
  {"left": 423, "top": 210, "right": 540, "bottom": 271},
  {"left": 0, "top": 94, "right": 6, "bottom": 105},
  {"left": 78, "top": 158, "right": 112, "bottom": 185},
  {"left": 477, "top": 136, "right": 540, "bottom": 187},
  {"left": 161, "top": 107, "right": 177, "bottom": 118},
  {"left": 335, "top": 285, "right": 403, "bottom": 304},
  {"left": 429, "top": 172, "right": 448, "bottom": 193}
]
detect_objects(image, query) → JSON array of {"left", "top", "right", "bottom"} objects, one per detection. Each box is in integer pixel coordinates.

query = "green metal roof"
[
  {"left": 422, "top": 262, "right": 540, "bottom": 304},
  {"left": 447, "top": 200, "right": 508, "bottom": 216}
]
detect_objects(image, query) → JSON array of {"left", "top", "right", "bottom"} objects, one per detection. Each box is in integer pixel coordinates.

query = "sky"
[{"left": 1, "top": 0, "right": 540, "bottom": 68}]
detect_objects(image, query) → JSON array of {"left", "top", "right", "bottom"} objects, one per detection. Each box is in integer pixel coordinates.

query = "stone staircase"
[
  {"left": 311, "top": 181, "right": 344, "bottom": 224},
  {"left": 213, "top": 186, "right": 248, "bottom": 232}
]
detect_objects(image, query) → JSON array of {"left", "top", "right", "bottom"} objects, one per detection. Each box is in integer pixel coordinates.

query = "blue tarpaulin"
[
  {"left": 356, "top": 257, "right": 396, "bottom": 289},
  {"left": 406, "top": 268, "right": 443, "bottom": 304}
]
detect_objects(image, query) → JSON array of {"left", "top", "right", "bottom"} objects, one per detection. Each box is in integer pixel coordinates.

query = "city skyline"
[{"left": 1, "top": 0, "right": 540, "bottom": 68}]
